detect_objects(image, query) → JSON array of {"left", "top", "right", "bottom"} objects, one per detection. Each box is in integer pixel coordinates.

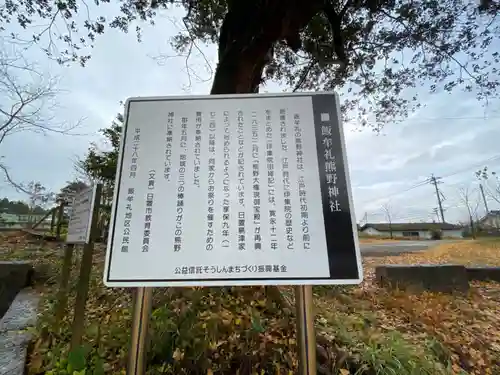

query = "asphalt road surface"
[{"left": 360, "top": 240, "right": 455, "bottom": 257}]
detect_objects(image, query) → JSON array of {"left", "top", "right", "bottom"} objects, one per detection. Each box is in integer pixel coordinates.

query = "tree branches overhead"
[
  {"left": 0, "top": 45, "right": 81, "bottom": 191},
  {"left": 2, "top": 0, "right": 500, "bottom": 127}
]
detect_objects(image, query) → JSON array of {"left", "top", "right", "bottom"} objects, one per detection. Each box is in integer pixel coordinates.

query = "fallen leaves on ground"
[
  {"left": 364, "top": 238, "right": 500, "bottom": 268},
  {"left": 315, "top": 239, "right": 500, "bottom": 375},
  {"left": 2, "top": 235, "right": 500, "bottom": 374},
  {"left": 358, "top": 238, "right": 395, "bottom": 244}
]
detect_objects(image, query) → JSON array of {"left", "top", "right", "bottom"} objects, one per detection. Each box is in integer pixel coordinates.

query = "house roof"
[
  {"left": 479, "top": 210, "right": 500, "bottom": 223},
  {"left": 360, "top": 222, "right": 462, "bottom": 232},
  {"left": 482, "top": 210, "right": 500, "bottom": 217}
]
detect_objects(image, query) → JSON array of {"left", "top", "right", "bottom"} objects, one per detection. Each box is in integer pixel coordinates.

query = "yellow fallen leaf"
[
  {"left": 207, "top": 369, "right": 213, "bottom": 375},
  {"left": 172, "top": 348, "right": 184, "bottom": 361},
  {"left": 340, "top": 369, "right": 350, "bottom": 375},
  {"left": 29, "top": 354, "right": 43, "bottom": 373},
  {"left": 452, "top": 363, "right": 462, "bottom": 372}
]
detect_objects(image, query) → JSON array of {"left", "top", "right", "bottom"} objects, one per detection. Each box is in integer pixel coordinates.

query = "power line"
[
  {"left": 440, "top": 155, "right": 500, "bottom": 180},
  {"left": 358, "top": 178, "right": 431, "bottom": 203},
  {"left": 359, "top": 154, "right": 500, "bottom": 204}
]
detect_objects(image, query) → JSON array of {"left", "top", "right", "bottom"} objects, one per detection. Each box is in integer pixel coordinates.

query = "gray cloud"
[{"left": 1, "top": 16, "right": 499, "bottom": 225}]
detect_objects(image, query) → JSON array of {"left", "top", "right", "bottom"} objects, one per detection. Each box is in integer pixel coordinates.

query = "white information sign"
[
  {"left": 104, "top": 92, "right": 362, "bottom": 287},
  {"left": 66, "top": 186, "right": 97, "bottom": 244}
]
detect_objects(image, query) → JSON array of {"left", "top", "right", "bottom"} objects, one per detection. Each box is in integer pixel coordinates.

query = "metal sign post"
[{"left": 104, "top": 92, "right": 363, "bottom": 374}]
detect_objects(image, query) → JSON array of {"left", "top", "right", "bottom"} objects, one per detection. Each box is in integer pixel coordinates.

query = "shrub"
[{"left": 430, "top": 229, "right": 443, "bottom": 240}]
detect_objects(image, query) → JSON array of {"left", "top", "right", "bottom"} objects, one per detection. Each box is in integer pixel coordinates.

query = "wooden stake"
[
  {"left": 50, "top": 208, "right": 57, "bottom": 233},
  {"left": 127, "top": 287, "right": 153, "bottom": 375},
  {"left": 70, "top": 184, "right": 102, "bottom": 351},
  {"left": 54, "top": 243, "right": 75, "bottom": 330},
  {"left": 55, "top": 202, "right": 65, "bottom": 241},
  {"left": 295, "top": 285, "right": 317, "bottom": 375}
]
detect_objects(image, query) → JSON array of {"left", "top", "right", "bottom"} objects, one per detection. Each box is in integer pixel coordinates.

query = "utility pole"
[
  {"left": 430, "top": 175, "right": 445, "bottom": 223},
  {"left": 479, "top": 183, "right": 490, "bottom": 214}
]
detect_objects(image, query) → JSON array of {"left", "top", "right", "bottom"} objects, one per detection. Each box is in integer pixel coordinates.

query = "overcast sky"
[{"left": 1, "top": 6, "right": 499, "bottom": 224}]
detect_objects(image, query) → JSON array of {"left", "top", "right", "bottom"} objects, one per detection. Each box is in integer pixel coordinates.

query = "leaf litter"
[
  {"left": 315, "top": 239, "right": 500, "bottom": 375},
  {"left": 1, "top": 233, "right": 500, "bottom": 374}
]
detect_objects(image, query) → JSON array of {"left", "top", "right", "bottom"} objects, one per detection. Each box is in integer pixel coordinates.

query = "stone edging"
[{"left": 0, "top": 290, "right": 40, "bottom": 375}]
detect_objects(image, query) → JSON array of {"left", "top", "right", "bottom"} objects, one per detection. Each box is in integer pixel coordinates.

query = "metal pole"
[
  {"left": 127, "top": 287, "right": 153, "bottom": 375},
  {"left": 295, "top": 285, "right": 317, "bottom": 375}
]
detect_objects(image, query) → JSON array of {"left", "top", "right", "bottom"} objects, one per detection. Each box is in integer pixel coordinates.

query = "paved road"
[{"left": 360, "top": 240, "right": 455, "bottom": 257}]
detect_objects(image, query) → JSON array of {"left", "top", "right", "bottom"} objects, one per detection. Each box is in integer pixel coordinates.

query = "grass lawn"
[{"left": 1, "top": 233, "right": 499, "bottom": 375}]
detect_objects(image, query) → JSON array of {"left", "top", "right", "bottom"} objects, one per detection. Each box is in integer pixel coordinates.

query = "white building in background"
[
  {"left": 359, "top": 222, "right": 464, "bottom": 239},
  {"left": 0, "top": 213, "right": 52, "bottom": 229},
  {"left": 479, "top": 210, "right": 500, "bottom": 229}
]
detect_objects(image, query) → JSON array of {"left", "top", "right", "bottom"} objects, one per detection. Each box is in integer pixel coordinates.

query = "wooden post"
[
  {"left": 127, "top": 287, "right": 153, "bottom": 375},
  {"left": 31, "top": 208, "right": 53, "bottom": 230},
  {"left": 54, "top": 243, "right": 75, "bottom": 330},
  {"left": 295, "top": 285, "right": 317, "bottom": 375},
  {"left": 55, "top": 202, "right": 65, "bottom": 241},
  {"left": 50, "top": 208, "right": 57, "bottom": 233},
  {"left": 70, "top": 184, "right": 102, "bottom": 351}
]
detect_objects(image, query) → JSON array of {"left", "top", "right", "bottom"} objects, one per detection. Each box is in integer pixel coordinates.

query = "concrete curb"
[
  {"left": 376, "top": 264, "right": 500, "bottom": 293},
  {"left": 376, "top": 264, "right": 470, "bottom": 293},
  {"left": 466, "top": 267, "right": 500, "bottom": 282},
  {"left": 0, "top": 289, "right": 40, "bottom": 375}
]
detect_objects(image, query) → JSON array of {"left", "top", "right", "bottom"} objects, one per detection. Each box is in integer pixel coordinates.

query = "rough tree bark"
[
  {"left": 210, "top": 0, "right": 324, "bottom": 94},
  {"left": 209, "top": 0, "right": 325, "bottom": 310}
]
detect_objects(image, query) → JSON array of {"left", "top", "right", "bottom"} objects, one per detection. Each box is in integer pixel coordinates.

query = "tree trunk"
[
  {"left": 210, "top": 0, "right": 323, "bottom": 94},
  {"left": 209, "top": 0, "right": 323, "bottom": 310}
]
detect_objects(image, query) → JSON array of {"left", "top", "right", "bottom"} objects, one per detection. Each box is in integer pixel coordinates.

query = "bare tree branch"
[
  {"left": 149, "top": 13, "right": 214, "bottom": 91},
  {"left": 458, "top": 185, "right": 482, "bottom": 238},
  {"left": 0, "top": 51, "right": 79, "bottom": 139},
  {"left": 381, "top": 202, "right": 394, "bottom": 239},
  {"left": 0, "top": 162, "right": 31, "bottom": 195},
  {"left": 0, "top": 46, "right": 83, "bottom": 190},
  {"left": 476, "top": 167, "right": 500, "bottom": 205}
]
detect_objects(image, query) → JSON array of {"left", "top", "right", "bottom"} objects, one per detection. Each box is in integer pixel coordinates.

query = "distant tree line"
[
  {"left": 75, "top": 113, "right": 122, "bottom": 239},
  {"left": 0, "top": 197, "right": 46, "bottom": 215}
]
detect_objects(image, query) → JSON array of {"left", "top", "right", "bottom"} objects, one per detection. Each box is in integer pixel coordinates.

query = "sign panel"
[
  {"left": 66, "top": 186, "right": 96, "bottom": 244},
  {"left": 104, "top": 92, "right": 362, "bottom": 287}
]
